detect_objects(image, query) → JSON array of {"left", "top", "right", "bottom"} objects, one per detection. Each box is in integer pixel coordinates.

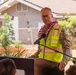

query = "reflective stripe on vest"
[{"left": 39, "top": 25, "right": 63, "bottom": 63}]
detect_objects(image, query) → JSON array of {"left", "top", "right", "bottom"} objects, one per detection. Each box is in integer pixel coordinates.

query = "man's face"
[{"left": 41, "top": 9, "right": 53, "bottom": 25}]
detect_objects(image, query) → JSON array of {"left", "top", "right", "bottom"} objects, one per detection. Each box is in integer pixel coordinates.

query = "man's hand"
[{"left": 59, "top": 62, "right": 66, "bottom": 71}]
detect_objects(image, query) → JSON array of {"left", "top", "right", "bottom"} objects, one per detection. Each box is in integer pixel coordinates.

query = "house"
[
  {"left": 0, "top": 0, "right": 76, "bottom": 44},
  {"left": 0, "top": 0, "right": 43, "bottom": 44}
]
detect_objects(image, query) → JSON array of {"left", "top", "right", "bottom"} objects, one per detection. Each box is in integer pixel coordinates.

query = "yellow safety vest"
[{"left": 39, "top": 25, "right": 63, "bottom": 63}]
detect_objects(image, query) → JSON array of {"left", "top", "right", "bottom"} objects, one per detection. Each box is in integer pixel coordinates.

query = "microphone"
[
  {"left": 34, "top": 34, "right": 46, "bottom": 44},
  {"left": 72, "top": 58, "right": 76, "bottom": 64}
]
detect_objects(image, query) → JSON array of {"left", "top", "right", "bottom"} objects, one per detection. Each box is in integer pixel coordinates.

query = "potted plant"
[{"left": 0, "top": 13, "right": 25, "bottom": 57}]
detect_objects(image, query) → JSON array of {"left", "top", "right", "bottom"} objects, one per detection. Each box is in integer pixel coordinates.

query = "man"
[
  {"left": 0, "top": 58, "right": 17, "bottom": 75},
  {"left": 37, "top": 7, "right": 71, "bottom": 75}
]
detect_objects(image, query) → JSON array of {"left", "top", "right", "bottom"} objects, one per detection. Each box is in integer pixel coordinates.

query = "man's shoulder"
[{"left": 55, "top": 24, "right": 66, "bottom": 32}]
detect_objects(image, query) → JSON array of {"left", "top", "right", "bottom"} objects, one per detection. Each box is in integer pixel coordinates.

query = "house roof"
[
  {"left": 0, "top": 0, "right": 76, "bottom": 15},
  {"left": 26, "top": 0, "right": 76, "bottom": 14},
  {"left": 0, "top": 0, "right": 42, "bottom": 13}
]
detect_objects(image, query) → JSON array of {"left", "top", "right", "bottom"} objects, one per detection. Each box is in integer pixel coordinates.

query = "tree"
[
  {"left": 0, "top": 13, "right": 15, "bottom": 56},
  {"left": 58, "top": 16, "right": 76, "bottom": 49}
]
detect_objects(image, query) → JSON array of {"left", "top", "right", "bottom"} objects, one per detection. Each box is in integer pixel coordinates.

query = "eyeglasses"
[{"left": 42, "top": 14, "right": 51, "bottom": 18}]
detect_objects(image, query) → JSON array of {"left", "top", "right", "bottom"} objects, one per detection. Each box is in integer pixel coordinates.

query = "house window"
[
  {"left": 16, "top": 3, "right": 21, "bottom": 11},
  {"left": 16, "top": 3, "right": 28, "bottom": 12}
]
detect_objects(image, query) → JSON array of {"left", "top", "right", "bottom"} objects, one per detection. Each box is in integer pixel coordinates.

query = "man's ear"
[{"left": 51, "top": 14, "right": 53, "bottom": 18}]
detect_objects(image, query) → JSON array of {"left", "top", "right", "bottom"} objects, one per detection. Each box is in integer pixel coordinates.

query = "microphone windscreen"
[
  {"left": 41, "top": 34, "right": 46, "bottom": 38},
  {"left": 72, "top": 58, "right": 76, "bottom": 64}
]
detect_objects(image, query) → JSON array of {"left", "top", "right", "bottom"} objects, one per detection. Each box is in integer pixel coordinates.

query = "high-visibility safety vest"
[{"left": 39, "top": 24, "right": 63, "bottom": 63}]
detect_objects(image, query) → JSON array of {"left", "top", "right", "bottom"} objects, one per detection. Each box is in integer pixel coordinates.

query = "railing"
[{"left": 13, "top": 27, "right": 38, "bottom": 49}]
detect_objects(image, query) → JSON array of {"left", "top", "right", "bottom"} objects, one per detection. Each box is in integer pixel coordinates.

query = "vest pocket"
[
  {"left": 53, "top": 53, "right": 63, "bottom": 63},
  {"left": 39, "top": 53, "right": 63, "bottom": 63}
]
